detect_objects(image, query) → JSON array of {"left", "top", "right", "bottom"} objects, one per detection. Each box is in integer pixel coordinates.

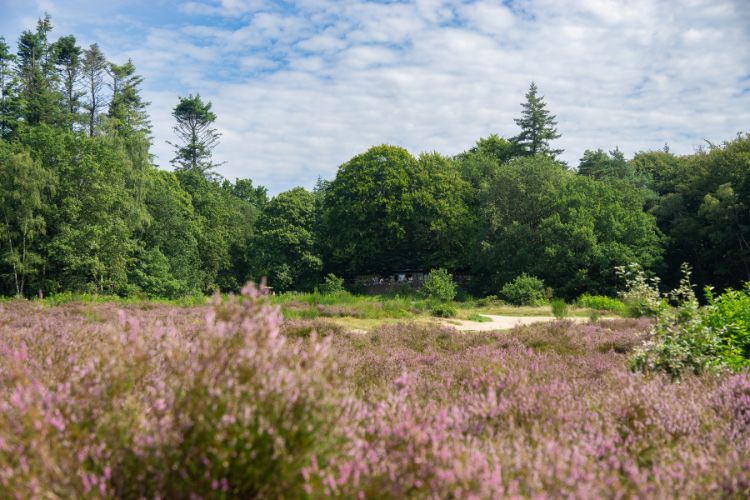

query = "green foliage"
[
  {"left": 501, "top": 273, "right": 547, "bottom": 306},
  {"left": 616, "top": 263, "right": 666, "bottom": 317},
  {"left": 630, "top": 265, "right": 723, "bottom": 378},
  {"left": 703, "top": 284, "right": 750, "bottom": 369},
  {"left": 319, "top": 273, "right": 345, "bottom": 294},
  {"left": 474, "top": 155, "right": 663, "bottom": 298},
  {"left": 431, "top": 302, "right": 457, "bottom": 318},
  {"left": 511, "top": 82, "right": 562, "bottom": 158},
  {"left": 322, "top": 145, "right": 471, "bottom": 276},
  {"left": 169, "top": 93, "right": 220, "bottom": 175},
  {"left": 551, "top": 298, "right": 568, "bottom": 318},
  {"left": 252, "top": 187, "right": 322, "bottom": 292},
  {"left": 420, "top": 268, "right": 457, "bottom": 303},
  {"left": 576, "top": 294, "right": 626, "bottom": 315}
]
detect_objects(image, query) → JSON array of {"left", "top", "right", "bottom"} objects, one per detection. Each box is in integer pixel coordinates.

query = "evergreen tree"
[
  {"left": 81, "top": 43, "right": 107, "bottom": 137},
  {"left": 0, "top": 36, "right": 17, "bottom": 138},
  {"left": 52, "top": 35, "right": 82, "bottom": 130},
  {"left": 512, "top": 82, "right": 562, "bottom": 158},
  {"left": 169, "top": 94, "right": 221, "bottom": 176},
  {"left": 16, "top": 15, "right": 62, "bottom": 127}
]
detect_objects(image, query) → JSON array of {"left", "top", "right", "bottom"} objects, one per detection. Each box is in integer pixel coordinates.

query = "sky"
[{"left": 1, "top": 0, "right": 749, "bottom": 194}]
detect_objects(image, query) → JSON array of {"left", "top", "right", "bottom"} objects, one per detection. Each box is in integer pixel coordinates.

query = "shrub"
[
  {"left": 616, "top": 263, "right": 666, "bottom": 317},
  {"left": 476, "top": 294, "right": 501, "bottom": 307},
  {"left": 630, "top": 265, "right": 726, "bottom": 378},
  {"left": 576, "top": 294, "right": 627, "bottom": 315},
  {"left": 319, "top": 273, "right": 345, "bottom": 294},
  {"left": 420, "top": 269, "right": 457, "bottom": 303},
  {"left": 0, "top": 284, "right": 343, "bottom": 497},
  {"left": 500, "top": 274, "right": 546, "bottom": 306},
  {"left": 703, "top": 283, "right": 750, "bottom": 370},
  {"left": 431, "top": 303, "right": 457, "bottom": 318},
  {"left": 551, "top": 298, "right": 568, "bottom": 319}
]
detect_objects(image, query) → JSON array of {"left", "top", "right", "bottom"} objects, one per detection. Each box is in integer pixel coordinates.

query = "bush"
[
  {"left": 0, "top": 284, "right": 343, "bottom": 497},
  {"left": 551, "top": 299, "right": 568, "bottom": 319},
  {"left": 703, "top": 284, "right": 750, "bottom": 370},
  {"left": 576, "top": 294, "right": 626, "bottom": 315},
  {"left": 319, "top": 273, "right": 346, "bottom": 294},
  {"left": 420, "top": 269, "right": 457, "bottom": 303},
  {"left": 616, "top": 263, "right": 666, "bottom": 317},
  {"left": 500, "top": 274, "right": 546, "bottom": 306},
  {"left": 431, "top": 303, "right": 457, "bottom": 318},
  {"left": 476, "top": 294, "right": 501, "bottom": 307},
  {"left": 629, "top": 264, "right": 746, "bottom": 378}
]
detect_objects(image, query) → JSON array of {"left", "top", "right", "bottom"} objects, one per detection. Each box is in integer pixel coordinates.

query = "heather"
[{"left": 2, "top": 289, "right": 749, "bottom": 497}]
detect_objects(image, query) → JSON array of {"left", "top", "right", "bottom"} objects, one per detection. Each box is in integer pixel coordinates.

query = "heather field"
[{"left": 1, "top": 286, "right": 749, "bottom": 498}]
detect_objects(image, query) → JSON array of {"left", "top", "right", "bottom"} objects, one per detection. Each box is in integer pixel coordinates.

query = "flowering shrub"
[
  {"left": 1, "top": 290, "right": 749, "bottom": 497},
  {"left": 616, "top": 263, "right": 666, "bottom": 317},
  {"left": 0, "top": 285, "right": 344, "bottom": 497}
]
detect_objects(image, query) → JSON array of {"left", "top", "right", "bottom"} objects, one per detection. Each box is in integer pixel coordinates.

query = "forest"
[{"left": 1, "top": 16, "right": 749, "bottom": 300}]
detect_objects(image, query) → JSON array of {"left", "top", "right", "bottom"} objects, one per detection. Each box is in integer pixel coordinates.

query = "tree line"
[{"left": 0, "top": 17, "right": 748, "bottom": 299}]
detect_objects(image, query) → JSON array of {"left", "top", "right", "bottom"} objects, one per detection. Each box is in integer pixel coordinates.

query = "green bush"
[
  {"left": 703, "top": 284, "right": 750, "bottom": 369},
  {"left": 629, "top": 265, "right": 750, "bottom": 378},
  {"left": 576, "top": 294, "right": 626, "bottom": 315},
  {"left": 551, "top": 299, "right": 568, "bottom": 319},
  {"left": 616, "top": 264, "right": 666, "bottom": 317},
  {"left": 500, "top": 274, "right": 547, "bottom": 306},
  {"left": 431, "top": 303, "right": 457, "bottom": 318},
  {"left": 420, "top": 268, "right": 457, "bottom": 303},
  {"left": 319, "top": 273, "right": 346, "bottom": 294}
]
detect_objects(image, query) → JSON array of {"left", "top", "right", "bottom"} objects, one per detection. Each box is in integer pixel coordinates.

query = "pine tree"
[
  {"left": 0, "top": 36, "right": 17, "bottom": 138},
  {"left": 52, "top": 35, "right": 83, "bottom": 130},
  {"left": 512, "top": 82, "right": 562, "bottom": 158},
  {"left": 168, "top": 93, "right": 221, "bottom": 176},
  {"left": 81, "top": 43, "right": 107, "bottom": 136}
]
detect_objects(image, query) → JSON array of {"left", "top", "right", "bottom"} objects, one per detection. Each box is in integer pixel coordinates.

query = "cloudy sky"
[{"left": 1, "top": 0, "right": 749, "bottom": 193}]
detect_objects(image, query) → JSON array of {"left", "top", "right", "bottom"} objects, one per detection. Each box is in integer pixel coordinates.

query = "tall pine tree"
[
  {"left": 168, "top": 94, "right": 221, "bottom": 176},
  {"left": 512, "top": 82, "right": 562, "bottom": 159}
]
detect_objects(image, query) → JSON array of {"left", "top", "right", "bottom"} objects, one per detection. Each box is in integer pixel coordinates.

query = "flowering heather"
[{"left": 1, "top": 292, "right": 749, "bottom": 497}]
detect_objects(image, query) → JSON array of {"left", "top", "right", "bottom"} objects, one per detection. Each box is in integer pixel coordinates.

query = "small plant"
[
  {"left": 420, "top": 268, "right": 457, "bottom": 303},
  {"left": 551, "top": 298, "right": 568, "bottom": 319},
  {"left": 500, "top": 273, "right": 547, "bottom": 306},
  {"left": 319, "top": 273, "right": 345, "bottom": 294},
  {"left": 431, "top": 303, "right": 457, "bottom": 318},
  {"left": 576, "top": 294, "right": 626, "bottom": 315},
  {"left": 616, "top": 263, "right": 666, "bottom": 317},
  {"left": 467, "top": 312, "right": 492, "bottom": 322},
  {"left": 476, "top": 294, "right": 500, "bottom": 307}
]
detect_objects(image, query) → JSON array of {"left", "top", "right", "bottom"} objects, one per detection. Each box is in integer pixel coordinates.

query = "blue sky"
[{"left": 1, "top": 0, "right": 749, "bottom": 193}]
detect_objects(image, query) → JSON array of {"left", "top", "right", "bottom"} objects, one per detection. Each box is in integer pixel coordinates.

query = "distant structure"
[{"left": 354, "top": 270, "right": 471, "bottom": 295}]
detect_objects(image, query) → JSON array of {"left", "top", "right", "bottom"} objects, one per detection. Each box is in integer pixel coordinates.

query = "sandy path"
[{"left": 445, "top": 315, "right": 592, "bottom": 331}]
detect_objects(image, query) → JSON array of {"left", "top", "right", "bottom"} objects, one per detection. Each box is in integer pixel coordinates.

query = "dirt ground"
[{"left": 445, "top": 314, "right": 597, "bottom": 331}]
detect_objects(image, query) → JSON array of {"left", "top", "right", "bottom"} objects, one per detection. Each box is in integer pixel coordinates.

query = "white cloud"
[{"left": 2, "top": 0, "right": 749, "bottom": 193}]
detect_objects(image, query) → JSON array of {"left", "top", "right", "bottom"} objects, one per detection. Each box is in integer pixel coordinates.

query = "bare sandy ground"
[{"left": 445, "top": 315, "right": 594, "bottom": 332}]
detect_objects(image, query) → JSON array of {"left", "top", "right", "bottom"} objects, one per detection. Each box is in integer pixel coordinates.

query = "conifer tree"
[
  {"left": 512, "top": 82, "right": 562, "bottom": 158},
  {"left": 81, "top": 43, "right": 107, "bottom": 136},
  {"left": 169, "top": 93, "right": 221, "bottom": 176}
]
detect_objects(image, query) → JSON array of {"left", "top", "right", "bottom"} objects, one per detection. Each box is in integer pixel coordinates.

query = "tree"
[
  {"left": 512, "top": 82, "right": 562, "bottom": 158},
  {"left": 0, "top": 36, "right": 18, "bottom": 138},
  {"left": 16, "top": 15, "right": 62, "bottom": 127},
  {"left": 107, "top": 59, "right": 150, "bottom": 136},
  {"left": 252, "top": 187, "right": 322, "bottom": 292},
  {"left": 52, "top": 35, "right": 82, "bottom": 130},
  {"left": 81, "top": 43, "right": 107, "bottom": 136},
  {"left": 473, "top": 155, "right": 663, "bottom": 298},
  {"left": 322, "top": 145, "right": 417, "bottom": 276},
  {"left": 169, "top": 94, "right": 221, "bottom": 175},
  {"left": 0, "top": 147, "right": 56, "bottom": 296}
]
